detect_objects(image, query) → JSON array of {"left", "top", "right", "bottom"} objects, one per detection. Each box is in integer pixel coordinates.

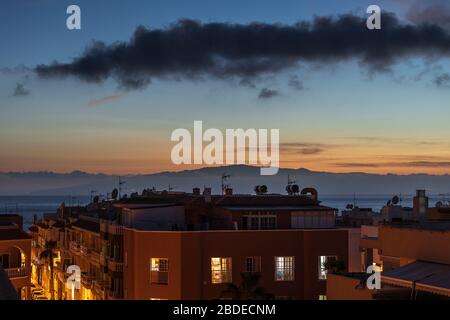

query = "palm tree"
[
  {"left": 39, "top": 240, "right": 57, "bottom": 300},
  {"left": 323, "top": 258, "right": 346, "bottom": 275},
  {"left": 220, "top": 272, "right": 274, "bottom": 300}
]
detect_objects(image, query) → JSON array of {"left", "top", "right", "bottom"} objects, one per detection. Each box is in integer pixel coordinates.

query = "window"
[
  {"left": 211, "top": 257, "right": 232, "bottom": 284},
  {"left": 275, "top": 256, "right": 294, "bottom": 281},
  {"left": 319, "top": 295, "right": 327, "bottom": 300},
  {"left": 243, "top": 212, "right": 276, "bottom": 230},
  {"left": 318, "top": 256, "right": 337, "bottom": 280},
  {"left": 150, "top": 258, "right": 169, "bottom": 285},
  {"left": 245, "top": 256, "right": 261, "bottom": 273}
]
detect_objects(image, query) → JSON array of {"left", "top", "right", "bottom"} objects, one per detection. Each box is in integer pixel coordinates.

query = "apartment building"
[
  {"left": 327, "top": 190, "right": 450, "bottom": 300},
  {"left": 29, "top": 187, "right": 361, "bottom": 300},
  {"left": 124, "top": 228, "right": 353, "bottom": 300},
  {"left": 0, "top": 214, "right": 31, "bottom": 299}
]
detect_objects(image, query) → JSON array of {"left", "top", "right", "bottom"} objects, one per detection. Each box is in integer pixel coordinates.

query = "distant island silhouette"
[{"left": 1, "top": 165, "right": 450, "bottom": 196}]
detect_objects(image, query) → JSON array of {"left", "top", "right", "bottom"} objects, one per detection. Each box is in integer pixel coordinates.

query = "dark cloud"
[
  {"left": 280, "top": 142, "right": 332, "bottom": 155},
  {"left": 258, "top": 88, "right": 279, "bottom": 100},
  {"left": 336, "top": 161, "right": 450, "bottom": 168},
  {"left": 88, "top": 93, "right": 126, "bottom": 107},
  {"left": 433, "top": 73, "right": 450, "bottom": 87},
  {"left": 402, "top": 161, "right": 450, "bottom": 168},
  {"left": 34, "top": 14, "right": 450, "bottom": 90},
  {"left": 13, "top": 83, "right": 30, "bottom": 97},
  {"left": 288, "top": 75, "right": 304, "bottom": 90},
  {"left": 298, "top": 147, "right": 323, "bottom": 155},
  {"left": 335, "top": 163, "right": 380, "bottom": 168},
  {"left": 406, "top": 2, "right": 450, "bottom": 32}
]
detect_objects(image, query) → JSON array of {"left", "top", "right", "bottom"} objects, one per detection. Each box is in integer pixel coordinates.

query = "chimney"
[
  {"left": 413, "top": 189, "right": 428, "bottom": 222},
  {"left": 300, "top": 188, "right": 318, "bottom": 201},
  {"left": 225, "top": 188, "right": 233, "bottom": 196},
  {"left": 203, "top": 187, "right": 212, "bottom": 202},
  {"left": 193, "top": 187, "right": 200, "bottom": 196}
]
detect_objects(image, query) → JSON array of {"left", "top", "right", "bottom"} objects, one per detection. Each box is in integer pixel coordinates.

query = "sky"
[{"left": 1, "top": 0, "right": 450, "bottom": 175}]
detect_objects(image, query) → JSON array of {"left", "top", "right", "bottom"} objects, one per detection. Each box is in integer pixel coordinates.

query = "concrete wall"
[
  {"left": 378, "top": 226, "right": 450, "bottom": 265},
  {"left": 327, "top": 274, "right": 373, "bottom": 300}
]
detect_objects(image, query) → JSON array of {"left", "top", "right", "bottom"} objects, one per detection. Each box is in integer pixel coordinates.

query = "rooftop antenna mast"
[
  {"left": 287, "top": 174, "right": 296, "bottom": 186},
  {"left": 90, "top": 190, "right": 97, "bottom": 203},
  {"left": 119, "top": 176, "right": 126, "bottom": 199},
  {"left": 221, "top": 173, "right": 231, "bottom": 195}
]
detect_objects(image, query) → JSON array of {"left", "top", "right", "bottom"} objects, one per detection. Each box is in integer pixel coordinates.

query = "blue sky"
[{"left": 1, "top": 0, "right": 450, "bottom": 174}]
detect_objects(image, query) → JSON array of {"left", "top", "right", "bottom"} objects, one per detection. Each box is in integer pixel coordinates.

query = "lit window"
[
  {"left": 245, "top": 256, "right": 261, "bottom": 273},
  {"left": 275, "top": 256, "right": 294, "bottom": 281},
  {"left": 150, "top": 258, "right": 169, "bottom": 285},
  {"left": 318, "top": 256, "right": 337, "bottom": 280},
  {"left": 319, "top": 295, "right": 327, "bottom": 300},
  {"left": 211, "top": 257, "right": 232, "bottom": 284}
]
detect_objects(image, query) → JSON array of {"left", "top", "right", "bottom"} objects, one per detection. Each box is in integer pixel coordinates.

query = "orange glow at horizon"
[{"left": 2, "top": 138, "right": 450, "bottom": 175}]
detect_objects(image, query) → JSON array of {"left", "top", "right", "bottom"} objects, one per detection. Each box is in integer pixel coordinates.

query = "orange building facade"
[
  {"left": 28, "top": 188, "right": 362, "bottom": 300},
  {"left": 0, "top": 215, "right": 31, "bottom": 299},
  {"left": 123, "top": 229, "right": 352, "bottom": 300}
]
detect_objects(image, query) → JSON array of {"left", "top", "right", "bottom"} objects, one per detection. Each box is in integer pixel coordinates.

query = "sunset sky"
[{"left": 1, "top": 0, "right": 450, "bottom": 175}]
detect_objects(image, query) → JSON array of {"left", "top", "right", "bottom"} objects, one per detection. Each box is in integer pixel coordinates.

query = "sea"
[{"left": 0, "top": 194, "right": 445, "bottom": 231}]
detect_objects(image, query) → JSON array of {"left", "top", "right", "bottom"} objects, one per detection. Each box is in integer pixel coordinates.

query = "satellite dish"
[
  {"left": 254, "top": 185, "right": 268, "bottom": 195},
  {"left": 111, "top": 188, "right": 119, "bottom": 200},
  {"left": 286, "top": 184, "right": 300, "bottom": 195},
  {"left": 392, "top": 195, "right": 400, "bottom": 205},
  {"left": 436, "top": 201, "right": 443, "bottom": 208},
  {"left": 346, "top": 204, "right": 354, "bottom": 210}
]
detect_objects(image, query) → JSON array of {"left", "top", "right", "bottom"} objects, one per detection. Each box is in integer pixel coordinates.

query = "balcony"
[
  {"left": 93, "top": 280, "right": 109, "bottom": 299},
  {"left": 5, "top": 267, "right": 28, "bottom": 278},
  {"left": 108, "top": 224, "right": 123, "bottom": 235},
  {"left": 107, "top": 289, "right": 123, "bottom": 300},
  {"left": 99, "top": 253, "right": 108, "bottom": 266},
  {"left": 108, "top": 260, "right": 124, "bottom": 272},
  {"left": 80, "top": 245, "right": 89, "bottom": 257},
  {"left": 69, "top": 241, "right": 81, "bottom": 255},
  {"left": 100, "top": 220, "right": 124, "bottom": 235},
  {"left": 81, "top": 274, "right": 95, "bottom": 288},
  {"left": 89, "top": 251, "right": 101, "bottom": 264}
]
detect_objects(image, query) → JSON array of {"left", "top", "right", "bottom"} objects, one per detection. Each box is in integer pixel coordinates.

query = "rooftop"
[{"left": 0, "top": 224, "right": 31, "bottom": 241}]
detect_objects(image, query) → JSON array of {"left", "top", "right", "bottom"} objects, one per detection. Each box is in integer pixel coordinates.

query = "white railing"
[{"left": 5, "top": 267, "right": 28, "bottom": 278}]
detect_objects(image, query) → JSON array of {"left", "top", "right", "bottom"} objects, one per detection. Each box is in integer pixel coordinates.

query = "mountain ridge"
[{"left": 1, "top": 165, "right": 449, "bottom": 196}]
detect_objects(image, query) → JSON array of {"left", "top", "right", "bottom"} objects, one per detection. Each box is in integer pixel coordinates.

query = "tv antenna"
[
  {"left": 221, "top": 173, "right": 231, "bottom": 195},
  {"left": 287, "top": 174, "right": 296, "bottom": 186},
  {"left": 119, "top": 176, "right": 126, "bottom": 199},
  {"left": 90, "top": 190, "right": 97, "bottom": 203}
]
